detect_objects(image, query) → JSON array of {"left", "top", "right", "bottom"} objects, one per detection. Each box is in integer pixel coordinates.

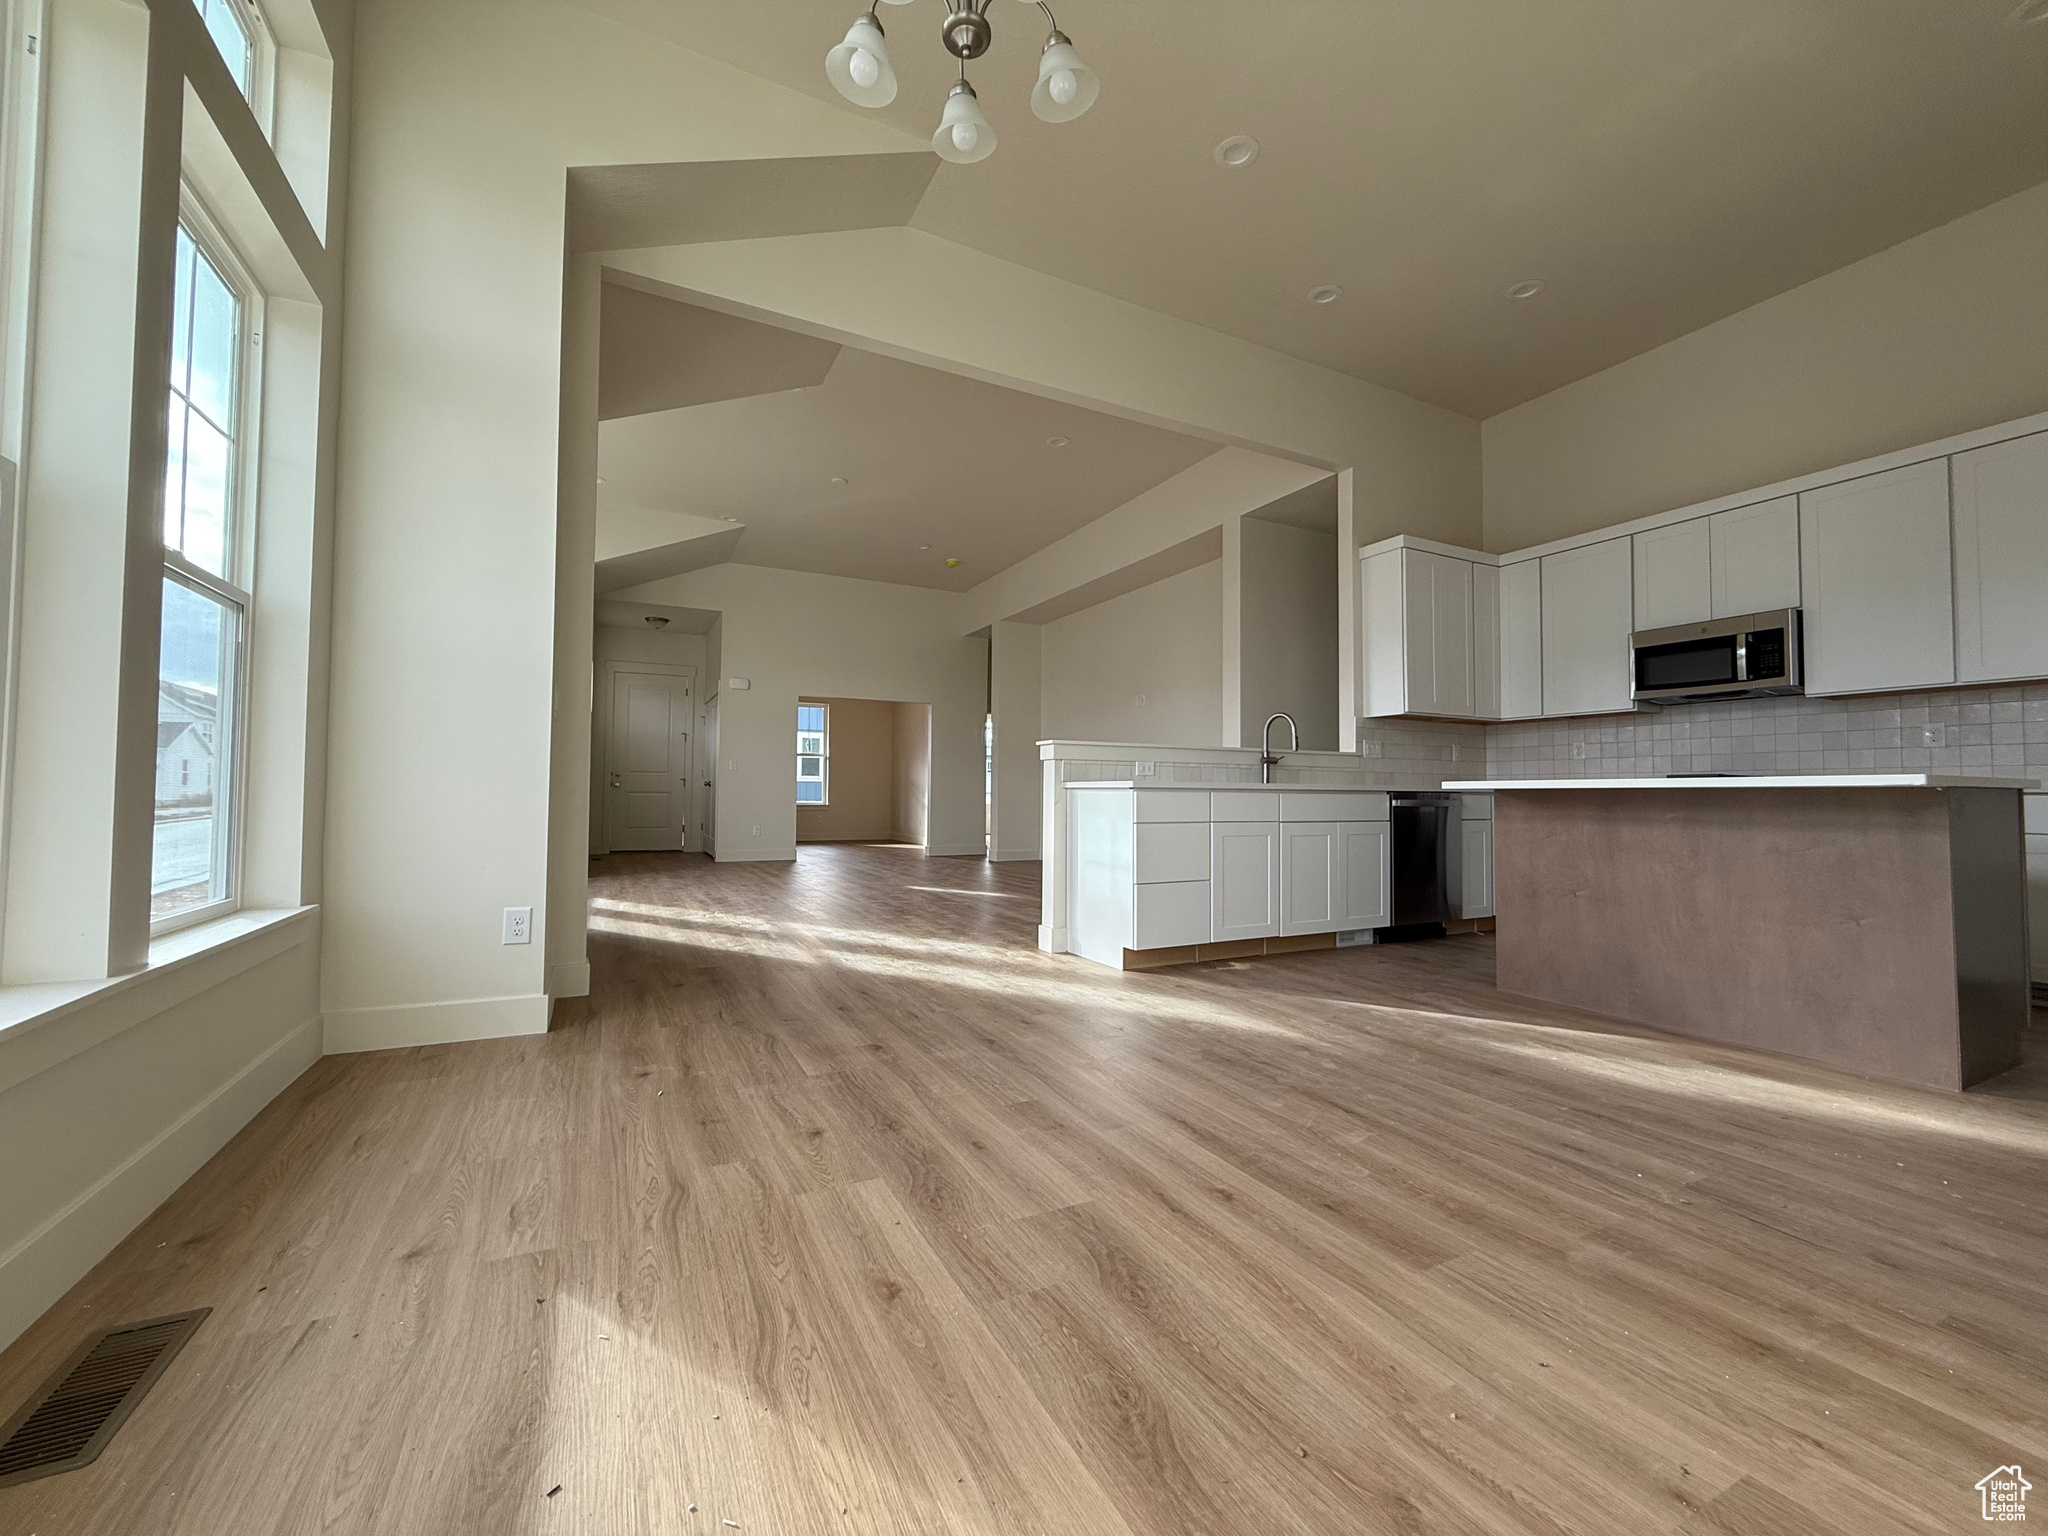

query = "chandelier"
[{"left": 826, "top": 1, "right": 1101, "bottom": 165}]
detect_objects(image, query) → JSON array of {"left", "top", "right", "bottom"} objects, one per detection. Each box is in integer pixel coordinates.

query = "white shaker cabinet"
[
  {"left": 1212, "top": 821, "right": 1281, "bottom": 942},
  {"left": 1631, "top": 518, "right": 1712, "bottom": 630},
  {"left": 1472, "top": 562, "right": 1501, "bottom": 720},
  {"left": 1632, "top": 498, "right": 1799, "bottom": 632},
  {"left": 1338, "top": 822, "right": 1391, "bottom": 930},
  {"left": 1541, "top": 538, "right": 1635, "bottom": 717},
  {"left": 1498, "top": 559, "right": 1543, "bottom": 719},
  {"left": 1709, "top": 496, "right": 1800, "bottom": 618},
  {"left": 1361, "top": 545, "right": 1476, "bottom": 718},
  {"left": 1952, "top": 431, "right": 2048, "bottom": 685},
  {"left": 1799, "top": 461, "right": 1954, "bottom": 696},
  {"left": 2028, "top": 795, "right": 2047, "bottom": 997},
  {"left": 1279, "top": 822, "right": 1342, "bottom": 936}
]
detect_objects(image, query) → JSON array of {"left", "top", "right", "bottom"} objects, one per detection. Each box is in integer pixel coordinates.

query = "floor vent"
[{"left": 0, "top": 1309, "right": 209, "bottom": 1488}]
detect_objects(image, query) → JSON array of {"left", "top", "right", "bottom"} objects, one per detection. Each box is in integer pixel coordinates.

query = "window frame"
[
  {"left": 195, "top": 0, "right": 278, "bottom": 136},
  {"left": 796, "top": 703, "right": 830, "bottom": 808},
  {"left": 151, "top": 193, "right": 263, "bottom": 938}
]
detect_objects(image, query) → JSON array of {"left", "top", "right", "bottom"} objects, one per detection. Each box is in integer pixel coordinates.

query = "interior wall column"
[
  {"left": 988, "top": 619, "right": 1042, "bottom": 861},
  {"left": 2, "top": 0, "right": 174, "bottom": 982},
  {"left": 545, "top": 252, "right": 602, "bottom": 1001},
  {"left": 1336, "top": 468, "right": 1359, "bottom": 751},
  {"left": 1220, "top": 513, "right": 1245, "bottom": 748}
]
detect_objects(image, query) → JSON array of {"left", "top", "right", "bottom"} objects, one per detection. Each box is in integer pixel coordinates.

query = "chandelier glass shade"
[{"left": 825, "top": 1, "right": 1099, "bottom": 162}]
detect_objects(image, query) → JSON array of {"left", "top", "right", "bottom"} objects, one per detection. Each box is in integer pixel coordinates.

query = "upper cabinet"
[
  {"left": 1362, "top": 546, "right": 1478, "bottom": 718},
  {"left": 1498, "top": 560, "right": 1543, "bottom": 719},
  {"left": 1541, "top": 538, "right": 1635, "bottom": 717},
  {"left": 1799, "top": 461, "right": 1954, "bottom": 696},
  {"left": 1631, "top": 518, "right": 1711, "bottom": 631},
  {"left": 1709, "top": 497, "right": 1800, "bottom": 618},
  {"left": 1631, "top": 496, "right": 1799, "bottom": 631},
  {"left": 1952, "top": 431, "right": 2048, "bottom": 686}
]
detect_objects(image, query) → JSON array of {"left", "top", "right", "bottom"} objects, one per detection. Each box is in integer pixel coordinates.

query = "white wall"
[
  {"left": 1236, "top": 517, "right": 1339, "bottom": 752},
  {"left": 1041, "top": 561, "right": 1224, "bottom": 748},
  {"left": 327, "top": 0, "right": 918, "bottom": 1049},
  {"left": 0, "top": 0, "right": 354, "bottom": 1357},
  {"left": 892, "top": 702, "right": 931, "bottom": 847},
  {"left": 615, "top": 563, "right": 988, "bottom": 859},
  {"left": 1482, "top": 182, "right": 2048, "bottom": 550}
]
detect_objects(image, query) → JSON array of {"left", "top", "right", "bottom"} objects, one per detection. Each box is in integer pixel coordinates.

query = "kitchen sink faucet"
[{"left": 1261, "top": 712, "right": 1298, "bottom": 784}]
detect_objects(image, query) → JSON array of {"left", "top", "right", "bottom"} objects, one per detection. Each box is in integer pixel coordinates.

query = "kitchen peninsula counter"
[{"left": 1443, "top": 775, "right": 2035, "bottom": 1090}]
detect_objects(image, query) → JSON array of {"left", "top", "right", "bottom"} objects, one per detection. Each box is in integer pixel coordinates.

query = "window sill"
[{"left": 0, "top": 905, "right": 317, "bottom": 1094}]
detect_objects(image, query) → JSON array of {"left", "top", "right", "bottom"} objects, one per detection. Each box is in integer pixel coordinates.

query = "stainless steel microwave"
[{"left": 1630, "top": 609, "right": 1803, "bottom": 703}]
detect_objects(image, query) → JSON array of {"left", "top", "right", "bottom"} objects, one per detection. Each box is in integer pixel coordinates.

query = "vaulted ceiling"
[{"left": 576, "top": 0, "right": 2048, "bottom": 417}]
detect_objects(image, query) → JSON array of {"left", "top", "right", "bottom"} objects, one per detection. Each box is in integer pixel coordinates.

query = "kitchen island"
[{"left": 1446, "top": 776, "right": 2036, "bottom": 1090}]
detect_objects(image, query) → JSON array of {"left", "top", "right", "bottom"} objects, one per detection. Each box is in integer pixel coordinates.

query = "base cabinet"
[
  {"left": 1338, "top": 822, "right": 1390, "bottom": 929},
  {"left": 1458, "top": 823, "right": 1494, "bottom": 919},
  {"left": 1212, "top": 822, "right": 1281, "bottom": 942}
]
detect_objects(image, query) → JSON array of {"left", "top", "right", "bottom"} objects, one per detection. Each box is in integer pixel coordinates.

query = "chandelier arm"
[{"left": 1035, "top": 1, "right": 1060, "bottom": 34}]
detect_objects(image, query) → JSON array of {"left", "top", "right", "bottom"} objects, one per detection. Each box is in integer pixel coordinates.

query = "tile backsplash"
[{"left": 1484, "top": 680, "right": 2048, "bottom": 781}]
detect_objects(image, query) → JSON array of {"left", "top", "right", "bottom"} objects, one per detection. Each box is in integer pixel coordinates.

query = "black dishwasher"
[{"left": 1388, "top": 793, "right": 1457, "bottom": 937}]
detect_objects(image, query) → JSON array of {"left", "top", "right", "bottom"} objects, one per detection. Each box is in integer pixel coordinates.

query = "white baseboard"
[
  {"left": 711, "top": 847, "right": 797, "bottom": 863},
  {"left": 548, "top": 958, "right": 591, "bottom": 999},
  {"left": 990, "top": 848, "right": 1041, "bottom": 863},
  {"left": 1038, "top": 924, "right": 1068, "bottom": 953},
  {"left": 0, "top": 1013, "right": 321, "bottom": 1355},
  {"left": 322, "top": 993, "right": 549, "bottom": 1054},
  {"left": 924, "top": 843, "right": 989, "bottom": 858}
]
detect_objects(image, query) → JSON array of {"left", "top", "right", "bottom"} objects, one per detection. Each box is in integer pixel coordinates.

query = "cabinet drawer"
[
  {"left": 1134, "top": 789, "right": 1209, "bottom": 823},
  {"left": 1210, "top": 790, "right": 1279, "bottom": 822},
  {"left": 1460, "top": 793, "right": 1492, "bottom": 821},
  {"left": 1134, "top": 881, "right": 1210, "bottom": 950},
  {"left": 1280, "top": 791, "right": 1390, "bottom": 823},
  {"left": 1134, "top": 821, "right": 1210, "bottom": 884}
]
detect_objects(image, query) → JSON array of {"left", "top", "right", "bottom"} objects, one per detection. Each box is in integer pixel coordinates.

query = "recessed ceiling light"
[
  {"left": 1504, "top": 279, "right": 1546, "bottom": 301},
  {"left": 1047, "top": 436, "right": 1070, "bottom": 448},
  {"left": 596, "top": 477, "right": 606, "bottom": 485},
  {"left": 829, "top": 475, "right": 849, "bottom": 485},
  {"left": 945, "top": 558, "right": 961, "bottom": 569},
  {"left": 722, "top": 516, "right": 740, "bottom": 523},
  {"left": 1215, "top": 135, "right": 1259, "bottom": 169},
  {"left": 2008, "top": 0, "right": 2048, "bottom": 24},
  {"left": 1308, "top": 285, "right": 1343, "bottom": 305},
  {"left": 918, "top": 544, "right": 932, "bottom": 551}
]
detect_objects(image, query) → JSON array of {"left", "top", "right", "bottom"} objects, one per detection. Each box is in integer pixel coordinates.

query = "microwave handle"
[{"left": 1735, "top": 633, "right": 1748, "bottom": 682}]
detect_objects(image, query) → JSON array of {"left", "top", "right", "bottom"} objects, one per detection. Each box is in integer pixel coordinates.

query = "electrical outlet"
[
  {"left": 1921, "top": 724, "right": 1946, "bottom": 747},
  {"left": 1359, "top": 741, "right": 1383, "bottom": 758},
  {"left": 502, "top": 906, "right": 532, "bottom": 945},
  {"left": 752, "top": 825, "right": 762, "bottom": 836},
  {"left": 1571, "top": 742, "right": 1588, "bottom": 759},
  {"left": 1134, "top": 760, "right": 1156, "bottom": 778}
]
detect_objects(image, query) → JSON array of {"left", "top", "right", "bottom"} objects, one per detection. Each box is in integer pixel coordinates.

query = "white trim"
[
  {"left": 0, "top": 1009, "right": 319, "bottom": 1354},
  {"left": 0, "top": 904, "right": 313, "bottom": 1093},
  {"left": 322, "top": 992, "right": 550, "bottom": 1054}
]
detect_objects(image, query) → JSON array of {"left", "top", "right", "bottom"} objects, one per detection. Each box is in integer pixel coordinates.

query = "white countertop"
[
  {"left": 1447, "top": 775, "right": 2036, "bottom": 791},
  {"left": 1066, "top": 781, "right": 1481, "bottom": 793}
]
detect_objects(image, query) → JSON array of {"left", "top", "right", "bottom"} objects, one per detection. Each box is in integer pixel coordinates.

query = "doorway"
[{"left": 599, "top": 662, "right": 694, "bottom": 851}]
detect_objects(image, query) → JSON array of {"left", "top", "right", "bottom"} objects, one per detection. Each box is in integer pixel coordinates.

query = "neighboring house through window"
[
  {"left": 153, "top": 217, "right": 255, "bottom": 930},
  {"left": 796, "top": 704, "right": 828, "bottom": 805}
]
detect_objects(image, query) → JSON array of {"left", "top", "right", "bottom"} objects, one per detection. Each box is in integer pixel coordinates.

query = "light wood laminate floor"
[{"left": 3, "top": 844, "right": 2045, "bottom": 1534}]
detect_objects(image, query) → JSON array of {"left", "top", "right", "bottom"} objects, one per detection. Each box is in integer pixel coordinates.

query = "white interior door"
[{"left": 606, "top": 669, "right": 692, "bottom": 852}]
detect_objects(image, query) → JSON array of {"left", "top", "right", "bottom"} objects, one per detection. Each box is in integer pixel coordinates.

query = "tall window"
[
  {"left": 796, "top": 704, "right": 829, "bottom": 805},
  {"left": 196, "top": 0, "right": 255, "bottom": 97},
  {"left": 154, "top": 222, "right": 253, "bottom": 929}
]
